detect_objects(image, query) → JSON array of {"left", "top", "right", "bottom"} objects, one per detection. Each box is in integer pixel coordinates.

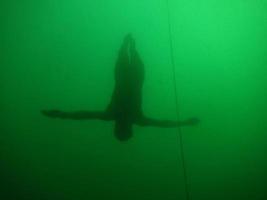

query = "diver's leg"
[
  {"left": 135, "top": 116, "right": 200, "bottom": 127},
  {"left": 41, "top": 110, "right": 113, "bottom": 121}
]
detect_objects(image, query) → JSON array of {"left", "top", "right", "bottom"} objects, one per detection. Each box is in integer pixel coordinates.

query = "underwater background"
[{"left": 1, "top": 0, "right": 267, "bottom": 199}]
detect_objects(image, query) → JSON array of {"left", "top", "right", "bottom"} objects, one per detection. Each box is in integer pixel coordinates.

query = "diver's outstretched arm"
[
  {"left": 41, "top": 110, "right": 113, "bottom": 121},
  {"left": 136, "top": 117, "right": 200, "bottom": 128}
]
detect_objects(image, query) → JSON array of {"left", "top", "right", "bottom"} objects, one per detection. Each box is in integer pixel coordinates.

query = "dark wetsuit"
[
  {"left": 105, "top": 39, "right": 144, "bottom": 140},
  {"left": 42, "top": 34, "right": 199, "bottom": 141}
]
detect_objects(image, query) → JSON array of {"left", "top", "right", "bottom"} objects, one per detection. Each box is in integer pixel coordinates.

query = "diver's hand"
[
  {"left": 183, "top": 118, "right": 200, "bottom": 126},
  {"left": 41, "top": 110, "right": 63, "bottom": 118}
]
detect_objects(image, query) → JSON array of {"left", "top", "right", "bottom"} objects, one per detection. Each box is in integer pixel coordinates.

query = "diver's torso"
[{"left": 107, "top": 59, "right": 144, "bottom": 120}]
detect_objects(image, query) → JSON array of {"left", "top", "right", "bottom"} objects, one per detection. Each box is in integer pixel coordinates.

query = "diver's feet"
[
  {"left": 124, "top": 33, "right": 133, "bottom": 43},
  {"left": 183, "top": 118, "right": 200, "bottom": 126},
  {"left": 123, "top": 33, "right": 135, "bottom": 48}
]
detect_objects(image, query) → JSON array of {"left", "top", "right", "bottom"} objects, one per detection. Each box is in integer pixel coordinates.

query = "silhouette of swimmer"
[{"left": 42, "top": 34, "right": 200, "bottom": 141}]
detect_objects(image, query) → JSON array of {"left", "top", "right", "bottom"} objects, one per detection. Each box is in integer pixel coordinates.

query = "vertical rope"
[{"left": 165, "top": 1, "right": 191, "bottom": 200}]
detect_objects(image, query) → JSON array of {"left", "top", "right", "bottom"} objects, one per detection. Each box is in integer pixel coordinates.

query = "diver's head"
[{"left": 114, "top": 120, "right": 133, "bottom": 141}]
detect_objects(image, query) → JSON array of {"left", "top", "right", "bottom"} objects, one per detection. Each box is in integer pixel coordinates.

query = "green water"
[{"left": 1, "top": 0, "right": 267, "bottom": 199}]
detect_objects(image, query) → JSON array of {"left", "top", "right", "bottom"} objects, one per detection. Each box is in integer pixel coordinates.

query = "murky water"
[{"left": 1, "top": 1, "right": 267, "bottom": 199}]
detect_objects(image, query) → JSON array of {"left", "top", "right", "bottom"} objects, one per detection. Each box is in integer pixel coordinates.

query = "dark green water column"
[{"left": 1, "top": 0, "right": 267, "bottom": 200}]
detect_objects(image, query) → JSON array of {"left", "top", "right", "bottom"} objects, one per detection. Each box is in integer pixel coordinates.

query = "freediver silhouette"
[{"left": 42, "top": 34, "right": 200, "bottom": 141}]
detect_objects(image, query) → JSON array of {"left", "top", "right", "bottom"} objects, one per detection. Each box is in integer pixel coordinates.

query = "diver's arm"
[
  {"left": 136, "top": 117, "right": 200, "bottom": 127},
  {"left": 41, "top": 110, "right": 112, "bottom": 120}
]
